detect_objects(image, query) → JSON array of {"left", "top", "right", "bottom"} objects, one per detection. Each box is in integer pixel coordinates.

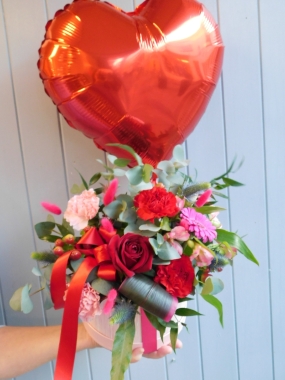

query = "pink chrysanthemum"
[{"left": 180, "top": 208, "right": 217, "bottom": 243}]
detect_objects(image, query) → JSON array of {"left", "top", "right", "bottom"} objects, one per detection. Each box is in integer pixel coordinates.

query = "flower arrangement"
[{"left": 10, "top": 144, "right": 258, "bottom": 380}]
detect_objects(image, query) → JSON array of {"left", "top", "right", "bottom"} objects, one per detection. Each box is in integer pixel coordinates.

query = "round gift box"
[{"left": 83, "top": 301, "right": 187, "bottom": 351}]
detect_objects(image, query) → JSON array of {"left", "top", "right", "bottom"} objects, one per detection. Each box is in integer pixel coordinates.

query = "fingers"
[
  {"left": 143, "top": 339, "right": 183, "bottom": 359},
  {"left": 130, "top": 347, "right": 145, "bottom": 363}
]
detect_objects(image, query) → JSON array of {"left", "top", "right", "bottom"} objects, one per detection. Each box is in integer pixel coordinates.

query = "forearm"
[{"left": 0, "top": 324, "right": 98, "bottom": 379}]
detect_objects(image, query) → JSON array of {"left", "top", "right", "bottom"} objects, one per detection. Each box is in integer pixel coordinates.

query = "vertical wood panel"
[
  {"left": 259, "top": 1, "right": 285, "bottom": 379},
  {"left": 219, "top": 0, "right": 273, "bottom": 379}
]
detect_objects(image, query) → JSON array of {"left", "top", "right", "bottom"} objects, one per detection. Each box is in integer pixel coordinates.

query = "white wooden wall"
[{"left": 1, "top": 0, "right": 284, "bottom": 379}]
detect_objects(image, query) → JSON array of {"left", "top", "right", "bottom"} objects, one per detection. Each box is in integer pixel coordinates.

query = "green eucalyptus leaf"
[
  {"left": 110, "top": 318, "right": 136, "bottom": 380},
  {"left": 113, "top": 168, "right": 126, "bottom": 176},
  {"left": 156, "top": 233, "right": 164, "bottom": 245},
  {"left": 35, "top": 222, "right": 55, "bottom": 239},
  {"left": 116, "top": 194, "right": 134, "bottom": 208},
  {"left": 76, "top": 171, "right": 88, "bottom": 190},
  {"left": 102, "top": 172, "right": 115, "bottom": 181},
  {"left": 156, "top": 241, "right": 180, "bottom": 261},
  {"left": 125, "top": 224, "right": 156, "bottom": 237},
  {"left": 107, "top": 143, "right": 143, "bottom": 166},
  {"left": 91, "top": 278, "right": 118, "bottom": 296},
  {"left": 119, "top": 208, "right": 137, "bottom": 224},
  {"left": 175, "top": 308, "right": 202, "bottom": 317},
  {"left": 201, "top": 294, "right": 223, "bottom": 327},
  {"left": 9, "top": 286, "right": 27, "bottom": 311},
  {"left": 103, "top": 200, "right": 124, "bottom": 219},
  {"left": 32, "top": 267, "right": 42, "bottom": 277},
  {"left": 43, "top": 264, "right": 54, "bottom": 282},
  {"left": 142, "top": 164, "right": 153, "bottom": 183},
  {"left": 139, "top": 223, "right": 161, "bottom": 232},
  {"left": 157, "top": 160, "right": 175, "bottom": 174},
  {"left": 70, "top": 258, "right": 84, "bottom": 272},
  {"left": 46, "top": 214, "right": 55, "bottom": 223},
  {"left": 152, "top": 257, "right": 170, "bottom": 265},
  {"left": 201, "top": 277, "right": 224, "bottom": 296},
  {"left": 107, "top": 154, "right": 117, "bottom": 164},
  {"left": 216, "top": 229, "right": 259, "bottom": 265},
  {"left": 126, "top": 166, "right": 143, "bottom": 186},
  {"left": 157, "top": 319, "right": 178, "bottom": 329},
  {"left": 89, "top": 172, "right": 101, "bottom": 185},
  {"left": 173, "top": 144, "right": 185, "bottom": 160},
  {"left": 114, "top": 158, "right": 131, "bottom": 167},
  {"left": 21, "top": 284, "right": 34, "bottom": 314},
  {"left": 43, "top": 287, "right": 54, "bottom": 310}
]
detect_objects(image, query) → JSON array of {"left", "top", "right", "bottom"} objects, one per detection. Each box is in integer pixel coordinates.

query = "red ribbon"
[
  {"left": 50, "top": 227, "right": 117, "bottom": 380},
  {"left": 54, "top": 257, "right": 98, "bottom": 380}
]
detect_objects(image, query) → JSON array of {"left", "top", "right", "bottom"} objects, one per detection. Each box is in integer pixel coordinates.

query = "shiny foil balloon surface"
[{"left": 38, "top": 0, "right": 224, "bottom": 167}]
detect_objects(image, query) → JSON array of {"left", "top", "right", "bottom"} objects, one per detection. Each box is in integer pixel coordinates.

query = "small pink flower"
[
  {"left": 190, "top": 244, "right": 214, "bottom": 267},
  {"left": 103, "top": 178, "right": 118, "bottom": 206},
  {"left": 176, "top": 196, "right": 185, "bottom": 211},
  {"left": 41, "top": 202, "right": 62, "bottom": 215},
  {"left": 103, "top": 289, "right": 117, "bottom": 315},
  {"left": 196, "top": 189, "right": 212, "bottom": 207},
  {"left": 168, "top": 226, "right": 190, "bottom": 241},
  {"left": 64, "top": 189, "right": 100, "bottom": 231},
  {"left": 101, "top": 217, "right": 116, "bottom": 233}
]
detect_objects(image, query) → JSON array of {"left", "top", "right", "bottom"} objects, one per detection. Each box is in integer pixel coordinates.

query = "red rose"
[
  {"left": 133, "top": 187, "right": 179, "bottom": 221},
  {"left": 108, "top": 233, "right": 154, "bottom": 277},
  {"left": 154, "top": 255, "right": 195, "bottom": 298}
]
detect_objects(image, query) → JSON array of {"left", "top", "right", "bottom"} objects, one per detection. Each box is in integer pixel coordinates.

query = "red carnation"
[
  {"left": 154, "top": 255, "right": 195, "bottom": 298},
  {"left": 134, "top": 187, "right": 179, "bottom": 221}
]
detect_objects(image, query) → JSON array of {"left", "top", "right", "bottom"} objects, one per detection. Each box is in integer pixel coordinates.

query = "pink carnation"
[
  {"left": 64, "top": 283, "right": 101, "bottom": 321},
  {"left": 190, "top": 244, "right": 214, "bottom": 267},
  {"left": 64, "top": 189, "right": 100, "bottom": 231},
  {"left": 180, "top": 208, "right": 217, "bottom": 243},
  {"left": 79, "top": 283, "right": 101, "bottom": 321}
]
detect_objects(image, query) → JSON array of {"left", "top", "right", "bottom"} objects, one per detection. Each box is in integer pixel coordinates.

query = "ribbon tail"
[
  {"left": 54, "top": 257, "right": 97, "bottom": 380},
  {"left": 141, "top": 309, "right": 157, "bottom": 354}
]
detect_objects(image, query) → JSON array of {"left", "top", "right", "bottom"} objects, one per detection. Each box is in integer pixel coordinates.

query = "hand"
[{"left": 130, "top": 339, "right": 183, "bottom": 363}]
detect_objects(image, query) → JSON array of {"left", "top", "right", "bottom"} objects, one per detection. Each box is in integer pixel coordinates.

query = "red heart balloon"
[{"left": 38, "top": 0, "right": 223, "bottom": 166}]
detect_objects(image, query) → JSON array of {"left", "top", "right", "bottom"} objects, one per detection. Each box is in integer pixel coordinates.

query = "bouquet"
[{"left": 10, "top": 144, "right": 258, "bottom": 380}]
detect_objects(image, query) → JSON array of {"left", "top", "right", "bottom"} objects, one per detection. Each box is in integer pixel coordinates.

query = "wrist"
[{"left": 76, "top": 323, "right": 100, "bottom": 351}]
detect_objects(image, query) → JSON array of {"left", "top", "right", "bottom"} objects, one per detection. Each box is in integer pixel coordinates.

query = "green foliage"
[
  {"left": 175, "top": 308, "right": 202, "bottom": 317},
  {"left": 9, "top": 284, "right": 33, "bottom": 314},
  {"left": 110, "top": 317, "right": 136, "bottom": 380},
  {"left": 200, "top": 277, "right": 224, "bottom": 296},
  {"left": 170, "top": 327, "right": 178, "bottom": 353},
  {"left": 149, "top": 238, "right": 180, "bottom": 260},
  {"left": 144, "top": 311, "right": 166, "bottom": 341},
  {"left": 142, "top": 164, "right": 153, "bottom": 183},
  {"left": 194, "top": 206, "right": 225, "bottom": 214},
  {"left": 107, "top": 143, "right": 143, "bottom": 166},
  {"left": 216, "top": 229, "right": 259, "bottom": 265},
  {"left": 201, "top": 294, "right": 223, "bottom": 327}
]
